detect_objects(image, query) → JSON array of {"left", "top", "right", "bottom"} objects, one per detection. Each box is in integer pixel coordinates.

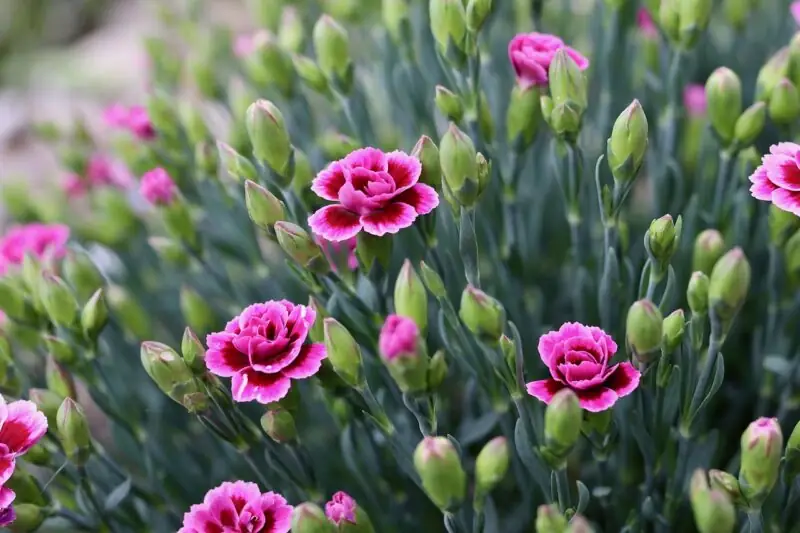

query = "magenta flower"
[
  {"left": 0, "top": 487, "right": 14, "bottom": 527},
  {"left": 636, "top": 8, "right": 658, "bottom": 40},
  {"left": 178, "top": 481, "right": 292, "bottom": 533},
  {"left": 140, "top": 168, "right": 177, "bottom": 206},
  {"left": 683, "top": 84, "right": 707, "bottom": 117},
  {"left": 205, "top": 300, "right": 326, "bottom": 404},
  {"left": 749, "top": 143, "right": 800, "bottom": 216},
  {"left": 307, "top": 148, "right": 439, "bottom": 241},
  {"left": 127, "top": 105, "right": 156, "bottom": 140},
  {"left": 379, "top": 315, "right": 419, "bottom": 361},
  {"left": 0, "top": 223, "right": 70, "bottom": 276},
  {"left": 325, "top": 491, "right": 357, "bottom": 526},
  {"left": 315, "top": 234, "right": 358, "bottom": 272},
  {"left": 525, "top": 322, "right": 640, "bottom": 412},
  {"left": 104, "top": 104, "right": 130, "bottom": 128},
  {"left": 793, "top": 1, "right": 800, "bottom": 25},
  {"left": 63, "top": 174, "right": 89, "bottom": 199},
  {"left": 508, "top": 33, "right": 589, "bottom": 89}
]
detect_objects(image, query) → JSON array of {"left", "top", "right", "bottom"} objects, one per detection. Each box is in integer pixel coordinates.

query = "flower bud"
[
  {"left": 323, "top": 318, "right": 364, "bottom": 387},
  {"left": 662, "top": 309, "right": 685, "bottom": 354},
  {"left": 313, "top": 15, "right": 353, "bottom": 92},
  {"left": 733, "top": 102, "right": 766, "bottom": 146},
  {"left": 566, "top": 515, "right": 593, "bottom": 533},
  {"left": 678, "top": 0, "right": 713, "bottom": 48},
  {"left": 28, "top": 388, "right": 61, "bottom": 430},
  {"left": 411, "top": 136, "right": 442, "bottom": 190},
  {"left": 768, "top": 78, "right": 800, "bottom": 125},
  {"left": 647, "top": 215, "right": 681, "bottom": 265},
  {"left": 43, "top": 335, "right": 76, "bottom": 366},
  {"left": 81, "top": 288, "right": 108, "bottom": 342},
  {"left": 395, "top": 260, "right": 429, "bottom": 333},
  {"left": 786, "top": 420, "right": 800, "bottom": 481},
  {"left": 506, "top": 85, "right": 542, "bottom": 149},
  {"left": 217, "top": 142, "right": 258, "bottom": 183},
  {"left": 690, "top": 470, "right": 736, "bottom": 533},
  {"left": 107, "top": 286, "right": 152, "bottom": 340},
  {"left": 245, "top": 180, "right": 286, "bottom": 231},
  {"left": 440, "top": 123, "right": 480, "bottom": 207},
  {"left": 769, "top": 204, "right": 800, "bottom": 247},
  {"left": 687, "top": 272, "right": 710, "bottom": 315},
  {"left": 275, "top": 222, "right": 327, "bottom": 273},
  {"left": 427, "top": 349, "right": 448, "bottom": 390},
  {"left": 278, "top": 7, "right": 305, "bottom": 52},
  {"left": 379, "top": 315, "right": 428, "bottom": 393},
  {"left": 708, "top": 247, "right": 751, "bottom": 328},
  {"left": 549, "top": 50, "right": 588, "bottom": 110},
  {"left": 141, "top": 341, "right": 207, "bottom": 412},
  {"left": 413, "top": 437, "right": 466, "bottom": 510},
  {"left": 246, "top": 100, "right": 293, "bottom": 184},
  {"left": 475, "top": 436, "right": 509, "bottom": 495},
  {"left": 626, "top": 300, "right": 664, "bottom": 363},
  {"left": 540, "top": 95, "right": 555, "bottom": 128},
  {"left": 723, "top": 0, "right": 752, "bottom": 31},
  {"left": 244, "top": 32, "right": 295, "bottom": 97},
  {"left": 293, "top": 55, "right": 330, "bottom": 94},
  {"left": 659, "top": 0, "right": 680, "bottom": 43},
  {"left": 46, "top": 354, "right": 76, "bottom": 400},
  {"left": 535, "top": 504, "right": 568, "bottom": 533},
  {"left": 607, "top": 99, "right": 649, "bottom": 183},
  {"left": 57, "top": 398, "right": 92, "bottom": 465},
  {"left": 8, "top": 503, "right": 47, "bottom": 533},
  {"left": 756, "top": 47, "right": 790, "bottom": 102},
  {"left": 319, "top": 131, "right": 361, "bottom": 161},
  {"left": 181, "top": 327, "right": 206, "bottom": 375},
  {"left": 62, "top": 249, "right": 104, "bottom": 304},
  {"left": 543, "top": 388, "right": 582, "bottom": 462},
  {"left": 40, "top": 273, "right": 78, "bottom": 329},
  {"left": 7, "top": 467, "right": 48, "bottom": 507},
  {"left": 466, "top": 0, "right": 493, "bottom": 32},
  {"left": 459, "top": 285, "right": 505, "bottom": 342},
  {"left": 708, "top": 469, "right": 743, "bottom": 507},
  {"left": 419, "top": 261, "right": 447, "bottom": 299},
  {"left": 549, "top": 102, "right": 583, "bottom": 140},
  {"left": 692, "top": 229, "right": 726, "bottom": 275},
  {"left": 435, "top": 86, "right": 465, "bottom": 123},
  {"left": 292, "top": 503, "right": 337, "bottom": 533},
  {"left": 429, "top": 0, "right": 468, "bottom": 57},
  {"left": 20, "top": 254, "right": 44, "bottom": 313},
  {"left": 383, "top": 0, "right": 411, "bottom": 44},
  {"left": 739, "top": 417, "right": 782, "bottom": 506},
  {"left": 706, "top": 68, "right": 742, "bottom": 146},
  {"left": 180, "top": 285, "right": 216, "bottom": 336},
  {"left": 0, "top": 279, "right": 35, "bottom": 323},
  {"left": 261, "top": 409, "right": 297, "bottom": 443}
]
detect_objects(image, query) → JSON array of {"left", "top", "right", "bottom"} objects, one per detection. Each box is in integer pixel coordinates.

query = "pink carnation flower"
[
  {"left": 104, "top": 104, "right": 130, "bottom": 128},
  {"left": 683, "top": 84, "right": 707, "bottom": 117},
  {"left": 508, "top": 32, "right": 590, "bottom": 89},
  {"left": 793, "top": 2, "right": 800, "bottom": 25},
  {"left": 315, "top": 235, "right": 358, "bottom": 272},
  {"left": 178, "top": 481, "right": 292, "bottom": 533},
  {"left": 205, "top": 300, "right": 326, "bottom": 404},
  {"left": 0, "top": 223, "right": 70, "bottom": 276},
  {"left": 636, "top": 8, "right": 658, "bottom": 40},
  {"left": 140, "top": 168, "right": 177, "bottom": 206},
  {"left": 0, "top": 487, "right": 14, "bottom": 527},
  {"left": 749, "top": 142, "right": 800, "bottom": 216},
  {"left": 526, "top": 322, "right": 640, "bottom": 412},
  {"left": 379, "top": 315, "right": 420, "bottom": 361},
  {"left": 308, "top": 148, "right": 439, "bottom": 241},
  {"left": 325, "top": 491, "right": 357, "bottom": 526},
  {"left": 127, "top": 105, "right": 156, "bottom": 140}
]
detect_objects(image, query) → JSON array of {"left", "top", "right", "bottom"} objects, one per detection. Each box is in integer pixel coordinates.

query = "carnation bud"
[
  {"left": 466, "top": 0, "right": 492, "bottom": 32},
  {"left": 662, "top": 309, "right": 685, "bottom": 354},
  {"left": 81, "top": 288, "right": 109, "bottom": 343},
  {"left": 379, "top": 315, "right": 428, "bottom": 394},
  {"left": 8, "top": 503, "right": 47, "bottom": 533},
  {"left": 383, "top": 0, "right": 411, "bottom": 44},
  {"left": 42, "top": 335, "right": 76, "bottom": 367},
  {"left": 626, "top": 300, "right": 664, "bottom": 363},
  {"left": 756, "top": 47, "right": 790, "bottom": 102},
  {"left": 435, "top": 86, "right": 465, "bottom": 122},
  {"left": 323, "top": 318, "right": 364, "bottom": 387},
  {"left": 40, "top": 273, "right": 78, "bottom": 329},
  {"left": 246, "top": 100, "right": 293, "bottom": 185},
  {"left": 180, "top": 102, "right": 211, "bottom": 144},
  {"left": 413, "top": 437, "right": 466, "bottom": 511},
  {"left": 419, "top": 261, "right": 447, "bottom": 299},
  {"left": 607, "top": 99, "right": 649, "bottom": 183},
  {"left": 293, "top": 55, "right": 330, "bottom": 94},
  {"left": 690, "top": 470, "right": 736, "bottom": 533},
  {"left": 706, "top": 68, "right": 742, "bottom": 147},
  {"left": 549, "top": 50, "right": 588, "bottom": 110},
  {"left": 459, "top": 285, "right": 505, "bottom": 342},
  {"left": 46, "top": 354, "right": 76, "bottom": 399},
  {"left": 687, "top": 272, "right": 710, "bottom": 315},
  {"left": 292, "top": 503, "right": 337, "bottom": 533},
  {"left": 535, "top": 504, "right": 568, "bottom": 533},
  {"left": 28, "top": 389, "right": 61, "bottom": 430},
  {"left": 708, "top": 247, "right": 751, "bottom": 330},
  {"left": 163, "top": 202, "right": 200, "bottom": 253},
  {"left": 540, "top": 95, "right": 555, "bottom": 128},
  {"left": 278, "top": 7, "right": 305, "bottom": 52},
  {"left": 107, "top": 286, "right": 153, "bottom": 340},
  {"left": 427, "top": 349, "right": 448, "bottom": 390},
  {"left": 180, "top": 285, "right": 216, "bottom": 336},
  {"left": 141, "top": 341, "right": 207, "bottom": 412},
  {"left": 181, "top": 327, "right": 207, "bottom": 375},
  {"left": 659, "top": 0, "right": 681, "bottom": 43},
  {"left": 708, "top": 469, "right": 744, "bottom": 507},
  {"left": 217, "top": 142, "right": 258, "bottom": 183},
  {"left": 57, "top": 398, "right": 92, "bottom": 465},
  {"left": 475, "top": 436, "right": 509, "bottom": 495},
  {"left": 440, "top": 123, "right": 480, "bottom": 207},
  {"left": 411, "top": 136, "right": 442, "bottom": 190},
  {"left": 245, "top": 180, "right": 285, "bottom": 232},
  {"left": 768, "top": 78, "right": 800, "bottom": 125},
  {"left": 275, "top": 222, "right": 327, "bottom": 273},
  {"left": 319, "top": 131, "right": 361, "bottom": 161},
  {"left": 429, "top": 0, "right": 468, "bottom": 57},
  {"left": 739, "top": 417, "right": 782, "bottom": 507},
  {"left": 543, "top": 389, "right": 582, "bottom": 462},
  {"left": 723, "top": 0, "right": 752, "bottom": 31},
  {"left": 678, "top": 0, "right": 713, "bottom": 48},
  {"left": 394, "top": 260, "right": 429, "bottom": 333},
  {"left": 261, "top": 409, "right": 297, "bottom": 443},
  {"left": 313, "top": 15, "right": 353, "bottom": 92},
  {"left": 786, "top": 420, "right": 800, "bottom": 481},
  {"left": 244, "top": 33, "right": 295, "bottom": 97},
  {"left": 507, "top": 85, "right": 542, "bottom": 149},
  {"left": 549, "top": 102, "right": 583, "bottom": 140},
  {"left": 733, "top": 102, "right": 766, "bottom": 146},
  {"left": 0, "top": 278, "right": 35, "bottom": 323},
  {"left": 692, "top": 229, "right": 726, "bottom": 275},
  {"left": 62, "top": 249, "right": 104, "bottom": 304},
  {"left": 769, "top": 205, "right": 800, "bottom": 247},
  {"left": 647, "top": 215, "right": 681, "bottom": 265}
]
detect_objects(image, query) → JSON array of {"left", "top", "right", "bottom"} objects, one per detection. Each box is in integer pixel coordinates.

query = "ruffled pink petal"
[
  {"left": 511, "top": 51, "right": 549, "bottom": 87},
  {"left": 772, "top": 188, "right": 800, "bottom": 216},
  {"left": 585, "top": 326, "right": 618, "bottom": 357},
  {"left": 561, "top": 361, "right": 606, "bottom": 390},
  {"left": 182, "top": 503, "right": 222, "bottom": 533},
  {"left": 763, "top": 154, "right": 800, "bottom": 192},
  {"left": 563, "top": 46, "right": 590, "bottom": 70},
  {"left": 574, "top": 387, "right": 618, "bottom": 412},
  {"left": 770, "top": 142, "right": 800, "bottom": 157},
  {"left": 537, "top": 330, "right": 563, "bottom": 366},
  {"left": 0, "top": 400, "right": 48, "bottom": 455},
  {"left": 338, "top": 180, "right": 387, "bottom": 213},
  {"left": 261, "top": 492, "right": 292, "bottom": 533},
  {"left": 749, "top": 166, "right": 778, "bottom": 201},
  {"left": 604, "top": 362, "right": 641, "bottom": 398},
  {"left": 0, "top": 487, "right": 14, "bottom": 510},
  {"left": 281, "top": 343, "right": 326, "bottom": 379},
  {"left": 0, "top": 454, "right": 15, "bottom": 485},
  {"left": 360, "top": 202, "right": 418, "bottom": 236},
  {"left": 0, "top": 396, "right": 7, "bottom": 428},
  {"left": 311, "top": 162, "right": 348, "bottom": 201},
  {"left": 385, "top": 151, "right": 422, "bottom": 193},
  {"left": 526, "top": 379, "right": 565, "bottom": 404},
  {"left": 205, "top": 342, "right": 250, "bottom": 378},
  {"left": 344, "top": 147, "right": 387, "bottom": 172},
  {"left": 231, "top": 369, "right": 292, "bottom": 404},
  {"left": 248, "top": 337, "right": 299, "bottom": 374},
  {"left": 393, "top": 184, "right": 440, "bottom": 215},
  {"left": 308, "top": 205, "right": 363, "bottom": 242}
]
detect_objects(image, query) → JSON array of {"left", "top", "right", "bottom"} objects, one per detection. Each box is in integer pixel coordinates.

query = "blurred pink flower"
[
  {"left": 636, "top": 8, "right": 658, "bottom": 40},
  {"left": 0, "top": 223, "right": 70, "bottom": 276},
  {"left": 308, "top": 148, "right": 439, "bottom": 241},
  {"left": 749, "top": 142, "right": 800, "bottom": 215},
  {"left": 103, "top": 104, "right": 130, "bottom": 128},
  {"left": 0, "top": 487, "right": 14, "bottom": 527},
  {"left": 86, "top": 155, "right": 115, "bottom": 186},
  {"left": 379, "top": 315, "right": 420, "bottom": 361},
  {"left": 315, "top": 235, "right": 358, "bottom": 272},
  {"left": 325, "top": 491, "right": 357, "bottom": 526},
  {"left": 508, "top": 32, "right": 589, "bottom": 89},
  {"left": 127, "top": 105, "right": 156, "bottom": 140},
  {"left": 139, "top": 168, "right": 177, "bottom": 206},
  {"left": 205, "top": 300, "right": 326, "bottom": 404},
  {"left": 63, "top": 174, "right": 89, "bottom": 199},
  {"left": 683, "top": 84, "right": 707, "bottom": 117},
  {"left": 526, "top": 322, "right": 640, "bottom": 412},
  {"left": 793, "top": 2, "right": 800, "bottom": 25},
  {"left": 178, "top": 481, "right": 292, "bottom": 533}
]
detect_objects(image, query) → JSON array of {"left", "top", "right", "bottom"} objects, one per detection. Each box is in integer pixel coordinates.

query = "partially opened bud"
[
  {"left": 662, "top": 309, "right": 685, "bottom": 354},
  {"left": 466, "top": 0, "right": 493, "bottom": 32},
  {"left": 435, "top": 86, "right": 465, "bottom": 122},
  {"left": 678, "top": 0, "right": 713, "bottom": 48},
  {"left": 733, "top": 102, "right": 766, "bottom": 146},
  {"left": 706, "top": 68, "right": 742, "bottom": 146},
  {"left": 708, "top": 470, "right": 743, "bottom": 507},
  {"left": 179, "top": 286, "right": 216, "bottom": 336},
  {"left": 626, "top": 300, "right": 664, "bottom": 363},
  {"left": 313, "top": 15, "right": 353, "bottom": 92},
  {"left": 647, "top": 215, "right": 681, "bottom": 265},
  {"left": 459, "top": 285, "right": 505, "bottom": 342},
  {"left": 692, "top": 229, "right": 726, "bottom": 275},
  {"left": 543, "top": 389, "right": 582, "bottom": 462},
  {"left": 440, "top": 123, "right": 480, "bottom": 207},
  {"left": 81, "top": 288, "right": 109, "bottom": 342},
  {"left": 549, "top": 50, "right": 588, "bottom": 110},
  {"left": 62, "top": 249, "right": 104, "bottom": 304},
  {"left": 475, "top": 436, "right": 509, "bottom": 495},
  {"left": 429, "top": 0, "right": 468, "bottom": 56},
  {"left": 181, "top": 327, "right": 206, "bottom": 375},
  {"left": 690, "top": 470, "right": 736, "bottom": 533},
  {"left": 292, "top": 503, "right": 337, "bottom": 533},
  {"left": 687, "top": 272, "right": 710, "bottom": 315},
  {"left": 420, "top": 261, "right": 447, "bottom": 299},
  {"left": 411, "top": 136, "right": 442, "bottom": 190},
  {"left": 708, "top": 248, "right": 751, "bottom": 329},
  {"left": 535, "top": 504, "right": 568, "bottom": 533},
  {"left": 141, "top": 341, "right": 207, "bottom": 412},
  {"left": 323, "top": 318, "right": 364, "bottom": 387},
  {"left": 379, "top": 315, "right": 428, "bottom": 393},
  {"left": 261, "top": 409, "right": 297, "bottom": 443},
  {"left": 278, "top": 7, "right": 305, "bottom": 52},
  {"left": 768, "top": 78, "right": 800, "bottom": 125},
  {"left": 756, "top": 47, "right": 790, "bottom": 102},
  {"left": 506, "top": 85, "right": 542, "bottom": 149},
  {"left": 246, "top": 100, "right": 293, "bottom": 184},
  {"left": 57, "top": 398, "right": 92, "bottom": 465},
  {"left": 607, "top": 99, "right": 649, "bottom": 183},
  {"left": 413, "top": 437, "right": 466, "bottom": 510},
  {"left": 293, "top": 55, "right": 330, "bottom": 94},
  {"left": 245, "top": 180, "right": 285, "bottom": 231},
  {"left": 46, "top": 355, "right": 75, "bottom": 399},
  {"left": 217, "top": 142, "right": 258, "bottom": 183},
  {"left": 275, "top": 222, "right": 327, "bottom": 273},
  {"left": 739, "top": 417, "right": 782, "bottom": 506},
  {"left": 395, "top": 260, "right": 429, "bottom": 333}
]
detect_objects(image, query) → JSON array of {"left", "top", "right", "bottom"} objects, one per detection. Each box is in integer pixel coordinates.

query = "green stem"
[
  {"left": 747, "top": 510, "right": 763, "bottom": 533},
  {"left": 711, "top": 150, "right": 733, "bottom": 225},
  {"left": 555, "top": 467, "right": 571, "bottom": 512},
  {"left": 79, "top": 466, "right": 117, "bottom": 533},
  {"left": 687, "top": 311, "right": 724, "bottom": 423}
]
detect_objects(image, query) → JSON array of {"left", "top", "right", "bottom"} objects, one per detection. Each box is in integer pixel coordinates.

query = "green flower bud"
[
  {"left": 293, "top": 55, "right": 330, "bottom": 94},
  {"left": 626, "top": 299, "right": 664, "bottom": 364},
  {"left": 708, "top": 469, "right": 744, "bottom": 507},
  {"left": 733, "top": 102, "right": 766, "bottom": 146},
  {"left": 395, "top": 259, "right": 429, "bottom": 333},
  {"left": 20, "top": 254, "right": 44, "bottom": 313},
  {"left": 313, "top": 15, "right": 353, "bottom": 92},
  {"left": 476, "top": 152, "right": 491, "bottom": 195},
  {"left": 429, "top": 0, "right": 468, "bottom": 57},
  {"left": 181, "top": 327, "right": 207, "bottom": 375},
  {"left": 40, "top": 273, "right": 78, "bottom": 329},
  {"left": 180, "top": 285, "right": 216, "bottom": 336},
  {"left": 705, "top": 68, "right": 742, "bottom": 146},
  {"left": 107, "top": 286, "right": 152, "bottom": 340},
  {"left": 28, "top": 389, "right": 61, "bottom": 430},
  {"left": 659, "top": 0, "right": 680, "bottom": 42},
  {"left": 540, "top": 95, "right": 555, "bottom": 128},
  {"left": 607, "top": 99, "right": 649, "bottom": 183},
  {"left": 411, "top": 135, "right": 442, "bottom": 190},
  {"left": 692, "top": 229, "right": 726, "bottom": 275},
  {"left": 141, "top": 341, "right": 207, "bottom": 412},
  {"left": 275, "top": 222, "right": 328, "bottom": 273},
  {"left": 7, "top": 467, "right": 48, "bottom": 506},
  {"left": 8, "top": 503, "right": 47, "bottom": 533},
  {"left": 261, "top": 409, "right": 297, "bottom": 443},
  {"left": 163, "top": 202, "right": 200, "bottom": 253},
  {"left": 475, "top": 436, "right": 509, "bottom": 495},
  {"left": 769, "top": 204, "right": 800, "bottom": 247},
  {"left": 647, "top": 215, "right": 682, "bottom": 265},
  {"left": 543, "top": 388, "right": 582, "bottom": 463},
  {"left": 180, "top": 101, "right": 211, "bottom": 145},
  {"left": 245, "top": 180, "right": 285, "bottom": 232},
  {"left": 320, "top": 130, "right": 361, "bottom": 161},
  {"left": 678, "top": 0, "right": 713, "bottom": 48},
  {"left": 459, "top": 285, "right": 505, "bottom": 342},
  {"left": 535, "top": 504, "right": 568, "bottom": 533},
  {"left": 435, "top": 86, "right": 464, "bottom": 123},
  {"left": 756, "top": 47, "right": 790, "bottom": 102},
  {"left": 0, "top": 278, "right": 35, "bottom": 323},
  {"left": 440, "top": 123, "right": 479, "bottom": 207},
  {"left": 323, "top": 318, "right": 364, "bottom": 387},
  {"left": 708, "top": 247, "right": 751, "bottom": 329},
  {"left": 383, "top": 0, "right": 411, "bottom": 44},
  {"left": 419, "top": 261, "right": 447, "bottom": 299},
  {"left": 292, "top": 503, "right": 337, "bottom": 533},
  {"left": 466, "top": 0, "right": 493, "bottom": 32},
  {"left": 687, "top": 272, "right": 710, "bottom": 315},
  {"left": 57, "top": 398, "right": 92, "bottom": 465},
  {"left": 340, "top": 505, "right": 376, "bottom": 533},
  {"left": 662, "top": 309, "right": 685, "bottom": 354},
  {"left": 246, "top": 100, "right": 293, "bottom": 184},
  {"left": 549, "top": 102, "right": 583, "bottom": 140},
  {"left": 62, "top": 249, "right": 104, "bottom": 304},
  {"left": 46, "top": 354, "right": 76, "bottom": 399},
  {"left": 427, "top": 349, "right": 448, "bottom": 390},
  {"left": 723, "top": 0, "right": 752, "bottom": 31},
  {"left": 24, "top": 443, "right": 50, "bottom": 466},
  {"left": 507, "top": 85, "right": 542, "bottom": 149},
  {"left": 690, "top": 470, "right": 736, "bottom": 533},
  {"left": 244, "top": 32, "right": 296, "bottom": 97},
  {"left": 768, "top": 78, "right": 800, "bottom": 125},
  {"left": 413, "top": 437, "right": 466, "bottom": 511},
  {"left": 739, "top": 417, "right": 782, "bottom": 507},
  {"left": 549, "top": 49, "right": 588, "bottom": 110},
  {"left": 81, "top": 288, "right": 109, "bottom": 342},
  {"left": 279, "top": 7, "right": 305, "bottom": 52},
  {"left": 786, "top": 420, "right": 800, "bottom": 481}
]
